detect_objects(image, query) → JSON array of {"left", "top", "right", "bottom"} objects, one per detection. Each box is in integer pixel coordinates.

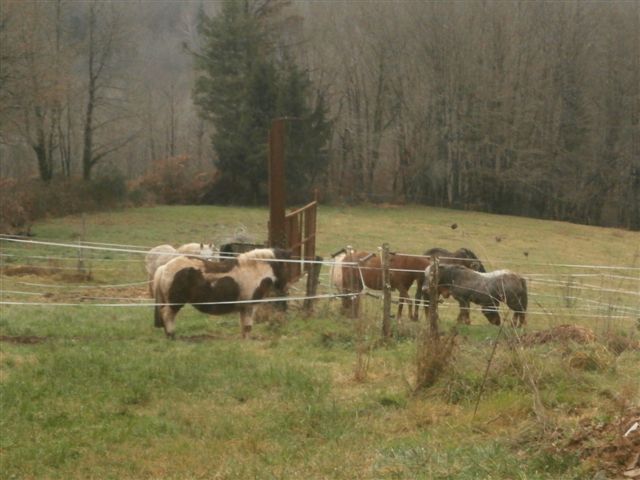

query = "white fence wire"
[{"left": 1, "top": 236, "right": 638, "bottom": 322}]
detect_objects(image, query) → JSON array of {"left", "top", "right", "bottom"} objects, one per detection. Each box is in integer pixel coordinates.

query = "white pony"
[{"left": 145, "top": 242, "right": 216, "bottom": 296}]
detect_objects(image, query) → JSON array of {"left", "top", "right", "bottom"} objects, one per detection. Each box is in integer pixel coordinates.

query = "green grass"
[{"left": 1, "top": 204, "right": 639, "bottom": 479}]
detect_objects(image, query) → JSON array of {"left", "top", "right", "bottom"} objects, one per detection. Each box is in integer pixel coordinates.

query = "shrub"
[
  {"left": 131, "top": 155, "right": 218, "bottom": 205},
  {"left": 0, "top": 172, "right": 131, "bottom": 234}
]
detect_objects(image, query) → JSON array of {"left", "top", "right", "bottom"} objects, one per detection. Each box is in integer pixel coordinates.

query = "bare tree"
[
  {"left": 0, "top": 0, "right": 72, "bottom": 181},
  {"left": 80, "top": 2, "right": 137, "bottom": 180}
]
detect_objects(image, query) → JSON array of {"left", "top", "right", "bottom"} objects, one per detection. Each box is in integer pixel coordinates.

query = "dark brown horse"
[
  {"left": 332, "top": 250, "right": 430, "bottom": 320},
  {"left": 153, "top": 248, "right": 290, "bottom": 338},
  {"left": 422, "top": 264, "right": 527, "bottom": 326},
  {"left": 423, "top": 247, "right": 486, "bottom": 272}
]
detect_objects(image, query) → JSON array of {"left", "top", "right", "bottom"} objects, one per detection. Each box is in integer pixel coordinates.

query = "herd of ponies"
[{"left": 145, "top": 242, "right": 527, "bottom": 339}]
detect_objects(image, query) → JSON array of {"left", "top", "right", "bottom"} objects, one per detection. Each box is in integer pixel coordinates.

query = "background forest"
[{"left": 1, "top": 0, "right": 638, "bottom": 229}]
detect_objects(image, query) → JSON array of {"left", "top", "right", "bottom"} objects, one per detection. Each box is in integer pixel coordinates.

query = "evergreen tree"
[
  {"left": 278, "top": 63, "right": 331, "bottom": 203},
  {"left": 193, "top": 0, "right": 331, "bottom": 204}
]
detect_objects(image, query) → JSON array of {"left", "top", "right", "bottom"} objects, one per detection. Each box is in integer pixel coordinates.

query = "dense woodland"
[{"left": 1, "top": 0, "right": 638, "bottom": 229}]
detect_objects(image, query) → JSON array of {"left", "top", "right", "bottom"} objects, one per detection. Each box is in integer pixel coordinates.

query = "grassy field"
[{"left": 1, "top": 205, "right": 639, "bottom": 479}]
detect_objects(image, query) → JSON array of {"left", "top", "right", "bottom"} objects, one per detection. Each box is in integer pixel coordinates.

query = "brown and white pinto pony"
[
  {"left": 422, "top": 264, "right": 527, "bottom": 326},
  {"left": 152, "top": 248, "right": 290, "bottom": 339},
  {"left": 331, "top": 249, "right": 430, "bottom": 320},
  {"left": 145, "top": 242, "right": 216, "bottom": 296}
]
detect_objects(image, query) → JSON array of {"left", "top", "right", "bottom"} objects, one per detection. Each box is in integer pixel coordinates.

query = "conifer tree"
[{"left": 193, "top": 0, "right": 331, "bottom": 204}]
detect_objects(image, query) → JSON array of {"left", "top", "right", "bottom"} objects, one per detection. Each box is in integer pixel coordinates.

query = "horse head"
[
  {"left": 422, "top": 264, "right": 460, "bottom": 298},
  {"left": 199, "top": 242, "right": 217, "bottom": 259},
  {"left": 456, "top": 248, "right": 486, "bottom": 272}
]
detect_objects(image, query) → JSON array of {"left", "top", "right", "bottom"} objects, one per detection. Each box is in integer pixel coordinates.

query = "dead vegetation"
[
  {"left": 521, "top": 324, "right": 597, "bottom": 346},
  {"left": 558, "top": 411, "right": 640, "bottom": 478}
]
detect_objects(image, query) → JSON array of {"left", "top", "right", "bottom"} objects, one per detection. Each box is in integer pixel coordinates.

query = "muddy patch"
[
  {"left": 179, "top": 333, "right": 223, "bottom": 343},
  {"left": 0, "top": 335, "right": 49, "bottom": 345}
]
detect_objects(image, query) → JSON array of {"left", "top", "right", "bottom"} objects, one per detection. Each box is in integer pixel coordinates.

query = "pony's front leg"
[
  {"left": 412, "top": 279, "right": 425, "bottom": 321},
  {"left": 162, "top": 307, "right": 178, "bottom": 339},
  {"left": 456, "top": 298, "right": 472, "bottom": 325},
  {"left": 240, "top": 307, "right": 255, "bottom": 339}
]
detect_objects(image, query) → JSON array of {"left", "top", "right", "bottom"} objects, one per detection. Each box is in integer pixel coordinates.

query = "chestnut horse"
[
  {"left": 153, "top": 248, "right": 290, "bottom": 338},
  {"left": 423, "top": 264, "right": 527, "bottom": 326},
  {"left": 333, "top": 249, "right": 430, "bottom": 320}
]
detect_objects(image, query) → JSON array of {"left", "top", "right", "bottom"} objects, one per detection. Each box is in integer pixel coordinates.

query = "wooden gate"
[{"left": 284, "top": 198, "right": 317, "bottom": 282}]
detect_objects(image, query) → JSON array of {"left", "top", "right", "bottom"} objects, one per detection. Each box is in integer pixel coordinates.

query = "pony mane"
[
  {"left": 237, "top": 248, "right": 276, "bottom": 266},
  {"left": 457, "top": 248, "right": 479, "bottom": 259}
]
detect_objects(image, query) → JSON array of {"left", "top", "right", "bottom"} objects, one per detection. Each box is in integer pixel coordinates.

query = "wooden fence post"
[
  {"left": 77, "top": 213, "right": 88, "bottom": 279},
  {"left": 347, "top": 246, "right": 359, "bottom": 319},
  {"left": 303, "top": 256, "right": 322, "bottom": 313},
  {"left": 381, "top": 243, "right": 392, "bottom": 338},
  {"left": 428, "top": 257, "right": 440, "bottom": 338}
]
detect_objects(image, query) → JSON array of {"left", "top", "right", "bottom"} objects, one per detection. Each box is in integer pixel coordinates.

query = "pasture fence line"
[
  {"left": 4, "top": 257, "right": 636, "bottom": 287},
  {"left": 2, "top": 301, "right": 634, "bottom": 319},
  {"left": 2, "top": 265, "right": 637, "bottom": 304},
  {"left": 0, "top": 234, "right": 157, "bottom": 251},
  {"left": 3, "top": 237, "right": 638, "bottom": 323},
  {"left": 0, "top": 291, "right": 359, "bottom": 308},
  {"left": 528, "top": 278, "right": 640, "bottom": 297},
  {"left": 3, "top": 256, "right": 636, "bottom": 298},
  {"left": 393, "top": 292, "right": 638, "bottom": 318},
  {"left": 3, "top": 236, "right": 640, "bottom": 272},
  {"left": 5, "top": 280, "right": 638, "bottom": 316},
  {"left": 0, "top": 237, "right": 354, "bottom": 268},
  {"left": 2, "top": 282, "right": 638, "bottom": 320}
]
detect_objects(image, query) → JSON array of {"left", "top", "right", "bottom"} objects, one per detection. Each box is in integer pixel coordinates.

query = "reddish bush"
[{"left": 130, "top": 155, "right": 218, "bottom": 205}]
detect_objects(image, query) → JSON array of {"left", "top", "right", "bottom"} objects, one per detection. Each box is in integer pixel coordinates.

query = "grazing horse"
[
  {"left": 332, "top": 249, "right": 430, "bottom": 320},
  {"left": 423, "top": 247, "right": 486, "bottom": 272},
  {"left": 145, "top": 242, "right": 216, "bottom": 296},
  {"left": 422, "top": 264, "right": 527, "bottom": 326},
  {"left": 152, "top": 248, "right": 290, "bottom": 338}
]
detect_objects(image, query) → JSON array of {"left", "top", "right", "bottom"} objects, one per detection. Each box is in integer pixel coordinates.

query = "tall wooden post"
[
  {"left": 381, "top": 243, "right": 392, "bottom": 338},
  {"left": 268, "top": 118, "right": 286, "bottom": 248}
]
